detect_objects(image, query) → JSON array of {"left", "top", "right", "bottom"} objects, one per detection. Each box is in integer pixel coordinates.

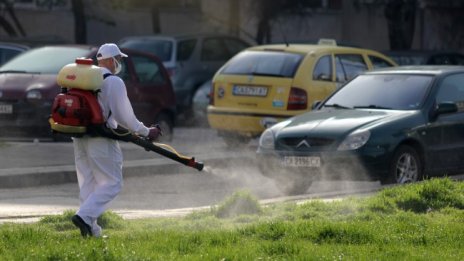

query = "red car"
[{"left": 0, "top": 45, "right": 176, "bottom": 140}]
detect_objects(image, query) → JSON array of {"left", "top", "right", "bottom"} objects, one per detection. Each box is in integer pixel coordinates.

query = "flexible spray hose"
[{"left": 152, "top": 142, "right": 192, "bottom": 161}]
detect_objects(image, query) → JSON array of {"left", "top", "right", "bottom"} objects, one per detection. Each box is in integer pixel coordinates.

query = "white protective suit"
[{"left": 73, "top": 67, "right": 149, "bottom": 236}]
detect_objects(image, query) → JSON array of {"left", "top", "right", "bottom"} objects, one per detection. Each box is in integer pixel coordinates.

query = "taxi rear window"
[{"left": 220, "top": 50, "right": 303, "bottom": 78}]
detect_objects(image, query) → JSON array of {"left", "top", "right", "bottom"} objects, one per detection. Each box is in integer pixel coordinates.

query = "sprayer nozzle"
[
  {"left": 186, "top": 157, "right": 204, "bottom": 171},
  {"left": 195, "top": 162, "right": 204, "bottom": 171}
]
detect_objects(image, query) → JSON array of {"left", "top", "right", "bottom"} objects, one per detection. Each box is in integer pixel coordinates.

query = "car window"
[
  {"left": 201, "top": 38, "right": 229, "bottom": 61},
  {"left": 131, "top": 55, "right": 166, "bottom": 84},
  {"left": 325, "top": 74, "right": 433, "bottom": 110},
  {"left": 223, "top": 38, "right": 249, "bottom": 59},
  {"left": 335, "top": 54, "right": 367, "bottom": 82},
  {"left": 177, "top": 39, "right": 196, "bottom": 61},
  {"left": 436, "top": 74, "right": 464, "bottom": 111},
  {"left": 453, "top": 55, "right": 464, "bottom": 65},
  {"left": 312, "top": 55, "right": 332, "bottom": 81},
  {"left": 0, "top": 46, "right": 91, "bottom": 74},
  {"left": 390, "top": 54, "right": 426, "bottom": 65},
  {"left": 221, "top": 50, "right": 303, "bottom": 78},
  {"left": 118, "top": 58, "right": 130, "bottom": 82},
  {"left": 120, "top": 39, "right": 173, "bottom": 62},
  {"left": 369, "top": 55, "right": 394, "bottom": 68},
  {"left": 0, "top": 48, "right": 22, "bottom": 65},
  {"left": 429, "top": 55, "right": 454, "bottom": 65}
]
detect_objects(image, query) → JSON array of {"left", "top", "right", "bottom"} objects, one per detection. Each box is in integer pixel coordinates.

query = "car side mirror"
[
  {"left": 431, "top": 102, "right": 458, "bottom": 120},
  {"left": 436, "top": 102, "right": 458, "bottom": 115},
  {"left": 311, "top": 100, "right": 322, "bottom": 110}
]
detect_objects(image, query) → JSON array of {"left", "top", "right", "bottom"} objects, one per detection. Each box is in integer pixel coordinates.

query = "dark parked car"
[
  {"left": 257, "top": 66, "right": 464, "bottom": 195},
  {"left": 192, "top": 79, "right": 212, "bottom": 126},
  {"left": 0, "top": 45, "right": 176, "bottom": 140},
  {"left": 385, "top": 50, "right": 464, "bottom": 65},
  {"left": 0, "top": 42, "right": 29, "bottom": 65},
  {"left": 118, "top": 33, "right": 252, "bottom": 121}
]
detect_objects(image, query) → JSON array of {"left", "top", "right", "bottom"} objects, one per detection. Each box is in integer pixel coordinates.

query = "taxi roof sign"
[{"left": 317, "top": 38, "right": 337, "bottom": 46}]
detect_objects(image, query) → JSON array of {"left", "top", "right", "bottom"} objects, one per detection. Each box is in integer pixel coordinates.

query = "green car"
[{"left": 257, "top": 66, "right": 464, "bottom": 195}]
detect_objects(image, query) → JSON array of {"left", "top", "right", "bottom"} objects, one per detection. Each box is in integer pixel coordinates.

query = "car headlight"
[
  {"left": 338, "top": 129, "right": 370, "bottom": 151},
  {"left": 26, "top": 90, "right": 42, "bottom": 100},
  {"left": 259, "top": 128, "right": 275, "bottom": 150}
]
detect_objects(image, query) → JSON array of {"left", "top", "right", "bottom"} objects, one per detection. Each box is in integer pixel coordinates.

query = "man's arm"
[{"left": 107, "top": 77, "right": 149, "bottom": 136}]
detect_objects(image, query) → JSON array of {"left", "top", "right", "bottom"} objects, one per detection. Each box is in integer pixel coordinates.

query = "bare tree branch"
[
  {"left": 0, "top": 0, "right": 26, "bottom": 37},
  {"left": 72, "top": 0, "right": 87, "bottom": 44}
]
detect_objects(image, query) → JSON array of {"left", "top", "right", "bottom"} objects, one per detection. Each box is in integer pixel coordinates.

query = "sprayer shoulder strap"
[{"left": 102, "top": 73, "right": 113, "bottom": 119}]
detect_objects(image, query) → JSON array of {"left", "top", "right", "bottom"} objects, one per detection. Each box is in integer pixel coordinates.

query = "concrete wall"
[
  {"left": 204, "top": 0, "right": 392, "bottom": 51},
  {"left": 87, "top": 9, "right": 153, "bottom": 45}
]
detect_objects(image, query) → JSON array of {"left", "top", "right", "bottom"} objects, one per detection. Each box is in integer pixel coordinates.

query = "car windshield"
[
  {"left": 390, "top": 55, "right": 427, "bottom": 65},
  {"left": 324, "top": 74, "right": 433, "bottom": 110},
  {"left": 120, "top": 39, "right": 173, "bottom": 62},
  {"left": 0, "top": 46, "right": 92, "bottom": 74},
  {"left": 221, "top": 50, "right": 303, "bottom": 78}
]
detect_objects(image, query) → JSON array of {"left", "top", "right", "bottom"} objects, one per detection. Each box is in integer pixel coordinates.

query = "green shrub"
[
  {"left": 39, "top": 209, "right": 76, "bottom": 231},
  {"left": 39, "top": 210, "right": 124, "bottom": 231},
  {"left": 365, "top": 178, "right": 464, "bottom": 214},
  {"left": 97, "top": 211, "right": 125, "bottom": 229},
  {"left": 418, "top": 178, "right": 464, "bottom": 210},
  {"left": 397, "top": 178, "right": 464, "bottom": 213},
  {"left": 214, "top": 190, "right": 262, "bottom": 218}
]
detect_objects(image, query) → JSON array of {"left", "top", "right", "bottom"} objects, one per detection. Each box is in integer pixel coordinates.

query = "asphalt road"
[{"left": 0, "top": 162, "right": 382, "bottom": 223}]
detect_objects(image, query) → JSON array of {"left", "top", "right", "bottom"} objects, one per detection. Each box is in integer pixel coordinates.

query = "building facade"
[{"left": 0, "top": 0, "right": 460, "bottom": 52}]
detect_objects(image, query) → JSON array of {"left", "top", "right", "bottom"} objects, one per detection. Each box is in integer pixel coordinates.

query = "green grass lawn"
[{"left": 1, "top": 178, "right": 463, "bottom": 260}]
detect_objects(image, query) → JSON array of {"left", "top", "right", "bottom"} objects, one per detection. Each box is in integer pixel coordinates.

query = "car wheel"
[
  {"left": 383, "top": 145, "right": 422, "bottom": 185},
  {"left": 155, "top": 113, "right": 174, "bottom": 142}
]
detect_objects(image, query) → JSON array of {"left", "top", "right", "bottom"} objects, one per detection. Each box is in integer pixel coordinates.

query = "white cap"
[{"left": 96, "top": 43, "right": 128, "bottom": 60}]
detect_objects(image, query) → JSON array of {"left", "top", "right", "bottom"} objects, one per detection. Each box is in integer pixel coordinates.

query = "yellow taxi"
[{"left": 207, "top": 39, "right": 397, "bottom": 146}]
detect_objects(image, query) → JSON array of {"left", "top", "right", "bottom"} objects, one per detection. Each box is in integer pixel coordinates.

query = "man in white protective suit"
[{"left": 71, "top": 43, "right": 161, "bottom": 237}]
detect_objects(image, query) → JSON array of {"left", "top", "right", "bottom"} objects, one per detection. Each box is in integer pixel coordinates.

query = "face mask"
[{"left": 113, "top": 57, "right": 122, "bottom": 74}]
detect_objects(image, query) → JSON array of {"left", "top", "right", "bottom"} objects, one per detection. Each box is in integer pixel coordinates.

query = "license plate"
[
  {"left": 282, "top": 156, "right": 321, "bottom": 167},
  {"left": 0, "top": 104, "right": 12, "bottom": 114},
  {"left": 233, "top": 85, "right": 268, "bottom": 97}
]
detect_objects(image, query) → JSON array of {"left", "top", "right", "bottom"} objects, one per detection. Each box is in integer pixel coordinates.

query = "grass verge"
[{"left": 0, "top": 178, "right": 463, "bottom": 260}]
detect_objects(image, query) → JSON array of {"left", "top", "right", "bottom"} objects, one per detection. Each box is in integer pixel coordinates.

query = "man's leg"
[
  {"left": 77, "top": 137, "right": 123, "bottom": 227},
  {"left": 91, "top": 219, "right": 102, "bottom": 237},
  {"left": 72, "top": 137, "right": 94, "bottom": 236},
  {"left": 73, "top": 137, "right": 95, "bottom": 205}
]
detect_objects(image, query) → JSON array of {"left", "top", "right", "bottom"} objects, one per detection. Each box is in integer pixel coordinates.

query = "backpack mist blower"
[{"left": 49, "top": 58, "right": 204, "bottom": 172}]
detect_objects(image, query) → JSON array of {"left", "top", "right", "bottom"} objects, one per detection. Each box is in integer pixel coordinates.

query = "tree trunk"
[
  {"left": 384, "top": 0, "right": 417, "bottom": 50},
  {"left": 0, "top": 15, "right": 17, "bottom": 37},
  {"left": 2, "top": 0, "right": 26, "bottom": 37},
  {"left": 256, "top": 18, "right": 272, "bottom": 44},
  {"left": 72, "top": 0, "right": 86, "bottom": 44},
  {"left": 151, "top": 5, "right": 161, "bottom": 34},
  {"left": 229, "top": 0, "right": 239, "bottom": 36}
]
